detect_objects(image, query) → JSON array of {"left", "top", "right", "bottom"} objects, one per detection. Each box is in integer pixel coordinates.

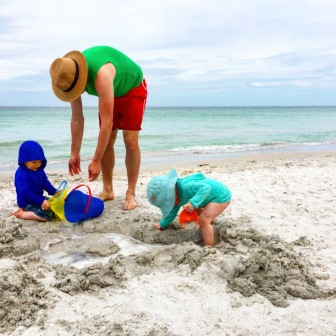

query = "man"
[{"left": 50, "top": 46, "right": 147, "bottom": 210}]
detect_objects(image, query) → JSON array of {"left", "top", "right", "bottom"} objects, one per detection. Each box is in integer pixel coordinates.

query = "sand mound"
[
  {"left": 0, "top": 217, "right": 39, "bottom": 258},
  {"left": 0, "top": 256, "right": 54, "bottom": 333}
]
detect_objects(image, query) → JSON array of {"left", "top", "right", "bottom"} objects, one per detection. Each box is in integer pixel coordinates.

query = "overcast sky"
[{"left": 1, "top": 0, "right": 336, "bottom": 107}]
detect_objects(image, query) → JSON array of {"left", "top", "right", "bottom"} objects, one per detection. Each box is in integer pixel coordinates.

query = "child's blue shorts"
[{"left": 23, "top": 204, "right": 53, "bottom": 221}]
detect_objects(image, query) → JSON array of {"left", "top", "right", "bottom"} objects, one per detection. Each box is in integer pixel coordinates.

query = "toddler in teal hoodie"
[{"left": 147, "top": 169, "right": 231, "bottom": 246}]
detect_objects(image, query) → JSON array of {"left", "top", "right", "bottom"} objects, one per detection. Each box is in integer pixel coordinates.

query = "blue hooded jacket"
[{"left": 15, "top": 141, "right": 57, "bottom": 208}]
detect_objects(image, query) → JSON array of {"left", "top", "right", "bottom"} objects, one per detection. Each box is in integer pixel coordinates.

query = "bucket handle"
[
  {"left": 55, "top": 180, "right": 68, "bottom": 200},
  {"left": 70, "top": 184, "right": 93, "bottom": 214}
]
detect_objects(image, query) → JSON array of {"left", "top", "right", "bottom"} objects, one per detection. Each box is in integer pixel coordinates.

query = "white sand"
[{"left": 0, "top": 151, "right": 336, "bottom": 335}]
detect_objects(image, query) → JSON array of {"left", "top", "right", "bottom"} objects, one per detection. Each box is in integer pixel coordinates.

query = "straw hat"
[
  {"left": 50, "top": 50, "right": 87, "bottom": 102},
  {"left": 147, "top": 169, "right": 178, "bottom": 218}
]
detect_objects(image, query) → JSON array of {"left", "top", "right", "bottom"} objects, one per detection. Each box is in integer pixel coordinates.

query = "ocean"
[{"left": 0, "top": 106, "right": 335, "bottom": 172}]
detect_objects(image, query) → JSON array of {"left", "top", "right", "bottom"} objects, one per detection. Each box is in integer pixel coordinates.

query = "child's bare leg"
[
  {"left": 196, "top": 207, "right": 216, "bottom": 224},
  {"left": 198, "top": 202, "right": 230, "bottom": 247},
  {"left": 12, "top": 208, "right": 47, "bottom": 222},
  {"left": 195, "top": 208, "right": 203, "bottom": 216}
]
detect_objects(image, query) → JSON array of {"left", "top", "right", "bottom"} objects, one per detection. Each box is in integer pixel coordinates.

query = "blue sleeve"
[
  {"left": 41, "top": 172, "right": 57, "bottom": 195},
  {"left": 159, "top": 204, "right": 181, "bottom": 229}
]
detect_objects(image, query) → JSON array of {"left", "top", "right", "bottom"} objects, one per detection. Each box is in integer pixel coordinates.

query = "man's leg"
[
  {"left": 99, "top": 129, "right": 118, "bottom": 201},
  {"left": 123, "top": 130, "right": 140, "bottom": 210}
]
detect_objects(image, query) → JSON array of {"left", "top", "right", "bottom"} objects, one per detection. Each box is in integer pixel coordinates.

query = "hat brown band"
[{"left": 64, "top": 59, "right": 79, "bottom": 93}]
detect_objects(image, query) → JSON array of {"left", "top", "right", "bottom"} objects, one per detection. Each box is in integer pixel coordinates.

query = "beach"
[{"left": 1, "top": 150, "right": 336, "bottom": 335}]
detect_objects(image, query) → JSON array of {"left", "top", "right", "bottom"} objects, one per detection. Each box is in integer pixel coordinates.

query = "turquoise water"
[{"left": 0, "top": 106, "right": 335, "bottom": 171}]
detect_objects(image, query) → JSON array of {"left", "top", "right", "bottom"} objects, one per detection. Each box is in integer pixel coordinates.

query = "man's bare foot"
[
  {"left": 123, "top": 194, "right": 137, "bottom": 210},
  {"left": 98, "top": 190, "right": 114, "bottom": 201}
]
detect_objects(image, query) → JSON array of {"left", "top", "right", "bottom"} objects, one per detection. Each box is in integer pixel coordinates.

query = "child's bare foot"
[
  {"left": 11, "top": 208, "right": 24, "bottom": 217},
  {"left": 98, "top": 190, "right": 114, "bottom": 201},
  {"left": 12, "top": 208, "right": 46, "bottom": 221},
  {"left": 123, "top": 193, "right": 137, "bottom": 210}
]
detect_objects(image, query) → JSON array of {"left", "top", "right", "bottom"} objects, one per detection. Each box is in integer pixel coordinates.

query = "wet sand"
[{"left": 1, "top": 150, "right": 336, "bottom": 335}]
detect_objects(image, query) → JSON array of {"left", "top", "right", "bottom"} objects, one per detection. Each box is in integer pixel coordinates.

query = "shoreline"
[
  {"left": 48, "top": 148, "right": 336, "bottom": 178},
  {"left": 138, "top": 148, "right": 336, "bottom": 173},
  {"left": 1, "top": 142, "right": 335, "bottom": 175},
  {"left": 0, "top": 148, "right": 334, "bottom": 184}
]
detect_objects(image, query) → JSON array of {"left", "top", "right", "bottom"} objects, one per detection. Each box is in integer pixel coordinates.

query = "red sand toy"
[{"left": 179, "top": 209, "right": 199, "bottom": 229}]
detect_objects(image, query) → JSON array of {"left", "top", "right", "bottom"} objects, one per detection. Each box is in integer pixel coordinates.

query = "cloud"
[{"left": 1, "top": 0, "right": 336, "bottom": 105}]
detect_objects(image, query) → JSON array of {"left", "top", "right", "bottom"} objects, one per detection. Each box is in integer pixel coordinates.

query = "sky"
[{"left": 1, "top": 0, "right": 336, "bottom": 107}]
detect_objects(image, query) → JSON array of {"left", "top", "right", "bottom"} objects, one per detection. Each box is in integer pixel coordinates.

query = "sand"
[{"left": 0, "top": 150, "right": 336, "bottom": 335}]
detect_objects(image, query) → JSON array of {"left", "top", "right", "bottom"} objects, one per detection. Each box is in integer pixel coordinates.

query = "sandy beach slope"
[{"left": 0, "top": 151, "right": 335, "bottom": 335}]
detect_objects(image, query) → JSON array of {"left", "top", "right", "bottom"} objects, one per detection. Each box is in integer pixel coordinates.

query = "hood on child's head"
[
  {"left": 18, "top": 140, "right": 47, "bottom": 169},
  {"left": 147, "top": 168, "right": 178, "bottom": 217}
]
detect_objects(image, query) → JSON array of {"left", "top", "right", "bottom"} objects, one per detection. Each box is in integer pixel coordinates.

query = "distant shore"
[
  {"left": 52, "top": 145, "right": 336, "bottom": 175},
  {"left": 1, "top": 145, "right": 335, "bottom": 180}
]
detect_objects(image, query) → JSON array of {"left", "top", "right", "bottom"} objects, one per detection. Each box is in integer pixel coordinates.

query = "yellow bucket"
[{"left": 49, "top": 180, "right": 68, "bottom": 221}]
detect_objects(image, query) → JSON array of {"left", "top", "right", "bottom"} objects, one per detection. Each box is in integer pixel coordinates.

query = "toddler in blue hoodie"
[{"left": 12, "top": 140, "right": 57, "bottom": 221}]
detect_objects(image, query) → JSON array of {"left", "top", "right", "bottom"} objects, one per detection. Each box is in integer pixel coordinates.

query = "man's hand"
[
  {"left": 69, "top": 154, "right": 81, "bottom": 176},
  {"left": 88, "top": 160, "right": 101, "bottom": 181}
]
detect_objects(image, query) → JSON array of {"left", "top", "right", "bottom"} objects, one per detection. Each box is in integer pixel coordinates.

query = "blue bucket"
[{"left": 64, "top": 184, "right": 104, "bottom": 223}]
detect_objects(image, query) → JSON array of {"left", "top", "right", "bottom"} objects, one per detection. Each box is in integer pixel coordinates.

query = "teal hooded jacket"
[{"left": 160, "top": 173, "right": 232, "bottom": 229}]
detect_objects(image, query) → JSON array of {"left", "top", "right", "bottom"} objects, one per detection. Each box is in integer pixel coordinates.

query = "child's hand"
[
  {"left": 183, "top": 202, "right": 194, "bottom": 212},
  {"left": 41, "top": 200, "right": 50, "bottom": 211},
  {"left": 153, "top": 223, "right": 165, "bottom": 231}
]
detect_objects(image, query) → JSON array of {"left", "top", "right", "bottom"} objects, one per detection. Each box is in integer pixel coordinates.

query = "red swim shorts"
[{"left": 110, "top": 79, "right": 148, "bottom": 131}]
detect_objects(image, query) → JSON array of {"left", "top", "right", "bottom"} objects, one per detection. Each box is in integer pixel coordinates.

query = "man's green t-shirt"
[{"left": 82, "top": 46, "right": 143, "bottom": 97}]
